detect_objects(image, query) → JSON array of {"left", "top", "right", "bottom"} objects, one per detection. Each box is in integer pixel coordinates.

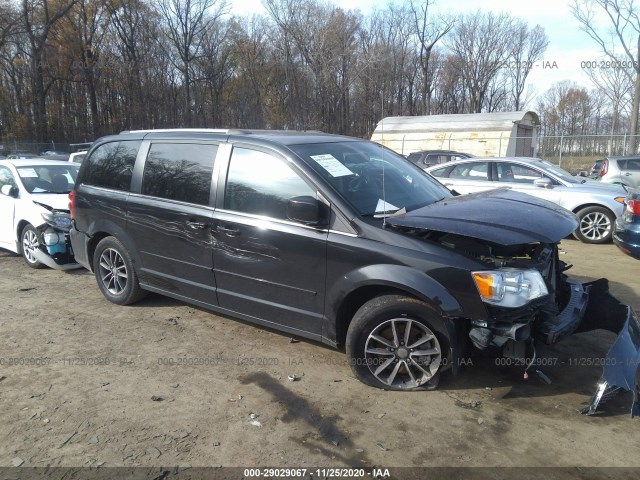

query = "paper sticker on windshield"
[
  {"left": 310, "top": 154, "right": 354, "bottom": 177},
  {"left": 17, "top": 168, "right": 38, "bottom": 178},
  {"left": 375, "top": 199, "right": 399, "bottom": 213}
]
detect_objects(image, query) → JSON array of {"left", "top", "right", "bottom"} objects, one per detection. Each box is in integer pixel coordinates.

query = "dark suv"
[{"left": 69, "top": 129, "right": 639, "bottom": 414}]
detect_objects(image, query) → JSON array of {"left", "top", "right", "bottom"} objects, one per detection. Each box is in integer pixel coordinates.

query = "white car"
[
  {"left": 426, "top": 157, "right": 628, "bottom": 244},
  {"left": 0, "top": 159, "right": 82, "bottom": 269},
  {"left": 69, "top": 151, "right": 87, "bottom": 163}
]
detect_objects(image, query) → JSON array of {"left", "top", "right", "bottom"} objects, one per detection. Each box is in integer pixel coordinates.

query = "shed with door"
[{"left": 370, "top": 111, "right": 540, "bottom": 158}]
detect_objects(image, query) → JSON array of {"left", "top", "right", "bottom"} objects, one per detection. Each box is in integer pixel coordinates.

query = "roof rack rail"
[
  {"left": 119, "top": 128, "right": 325, "bottom": 135},
  {"left": 120, "top": 128, "right": 233, "bottom": 134}
]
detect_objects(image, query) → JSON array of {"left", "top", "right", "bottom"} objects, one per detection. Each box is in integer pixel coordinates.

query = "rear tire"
[
  {"left": 92, "top": 236, "right": 146, "bottom": 305},
  {"left": 573, "top": 206, "right": 615, "bottom": 244},
  {"left": 345, "top": 295, "right": 448, "bottom": 391},
  {"left": 21, "top": 225, "right": 45, "bottom": 269}
]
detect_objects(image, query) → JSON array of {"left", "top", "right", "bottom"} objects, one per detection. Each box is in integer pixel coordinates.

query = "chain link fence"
[
  {"left": 537, "top": 134, "right": 640, "bottom": 172},
  {"left": 0, "top": 140, "right": 73, "bottom": 155}
]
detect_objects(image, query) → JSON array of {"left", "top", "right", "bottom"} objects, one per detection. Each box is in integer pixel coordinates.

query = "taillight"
[
  {"left": 600, "top": 159, "right": 608, "bottom": 176},
  {"left": 68, "top": 190, "right": 76, "bottom": 220},
  {"left": 627, "top": 199, "right": 640, "bottom": 215}
]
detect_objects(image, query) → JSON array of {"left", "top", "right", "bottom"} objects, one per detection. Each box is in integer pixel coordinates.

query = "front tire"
[
  {"left": 345, "top": 295, "right": 448, "bottom": 390},
  {"left": 92, "top": 236, "right": 146, "bottom": 305},
  {"left": 573, "top": 206, "right": 615, "bottom": 244},
  {"left": 21, "top": 225, "right": 45, "bottom": 269}
]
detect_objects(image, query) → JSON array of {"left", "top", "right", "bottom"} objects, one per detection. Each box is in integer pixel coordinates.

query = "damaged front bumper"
[
  {"left": 33, "top": 224, "right": 82, "bottom": 271},
  {"left": 475, "top": 277, "right": 640, "bottom": 417}
]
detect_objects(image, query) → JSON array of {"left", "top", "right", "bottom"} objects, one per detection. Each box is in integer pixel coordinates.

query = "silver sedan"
[{"left": 426, "top": 157, "right": 627, "bottom": 244}]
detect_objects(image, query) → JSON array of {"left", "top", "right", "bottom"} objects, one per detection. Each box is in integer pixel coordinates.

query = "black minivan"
[{"left": 69, "top": 129, "right": 639, "bottom": 415}]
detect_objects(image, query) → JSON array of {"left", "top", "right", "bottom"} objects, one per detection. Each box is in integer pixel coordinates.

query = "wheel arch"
[
  {"left": 571, "top": 203, "right": 616, "bottom": 217},
  {"left": 16, "top": 219, "right": 31, "bottom": 253},
  {"left": 84, "top": 220, "right": 140, "bottom": 273},
  {"left": 86, "top": 232, "right": 112, "bottom": 273},
  {"left": 329, "top": 265, "right": 465, "bottom": 348}
]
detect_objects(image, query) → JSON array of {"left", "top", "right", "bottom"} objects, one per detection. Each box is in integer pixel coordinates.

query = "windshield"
[
  {"left": 16, "top": 165, "right": 79, "bottom": 194},
  {"left": 290, "top": 141, "right": 452, "bottom": 216},
  {"left": 538, "top": 160, "right": 580, "bottom": 184}
]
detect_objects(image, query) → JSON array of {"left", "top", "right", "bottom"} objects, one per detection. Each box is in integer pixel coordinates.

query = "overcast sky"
[{"left": 227, "top": 0, "right": 616, "bottom": 108}]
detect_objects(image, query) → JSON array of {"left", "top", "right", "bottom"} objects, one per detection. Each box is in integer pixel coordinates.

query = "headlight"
[
  {"left": 472, "top": 269, "right": 548, "bottom": 308},
  {"left": 41, "top": 211, "right": 72, "bottom": 231}
]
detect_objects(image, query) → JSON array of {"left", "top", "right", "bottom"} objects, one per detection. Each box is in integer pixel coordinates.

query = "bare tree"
[
  {"left": 157, "top": 0, "right": 227, "bottom": 126},
  {"left": 409, "top": 0, "right": 454, "bottom": 115},
  {"left": 20, "top": 0, "right": 78, "bottom": 142},
  {"left": 0, "top": 0, "right": 17, "bottom": 49},
  {"left": 445, "top": 11, "right": 516, "bottom": 113},
  {"left": 585, "top": 57, "right": 634, "bottom": 134},
  {"left": 509, "top": 23, "right": 548, "bottom": 110},
  {"left": 572, "top": 0, "right": 640, "bottom": 152}
]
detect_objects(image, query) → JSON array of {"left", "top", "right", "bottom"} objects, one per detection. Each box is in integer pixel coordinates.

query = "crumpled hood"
[
  {"left": 387, "top": 188, "right": 578, "bottom": 245},
  {"left": 30, "top": 193, "right": 71, "bottom": 212}
]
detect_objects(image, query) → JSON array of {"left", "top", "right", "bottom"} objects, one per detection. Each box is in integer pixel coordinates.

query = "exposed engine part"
[
  {"left": 469, "top": 327, "right": 493, "bottom": 349},
  {"left": 535, "top": 369, "right": 552, "bottom": 385},
  {"left": 503, "top": 339, "right": 526, "bottom": 360},
  {"left": 42, "top": 228, "right": 67, "bottom": 255},
  {"left": 523, "top": 341, "right": 537, "bottom": 378}
]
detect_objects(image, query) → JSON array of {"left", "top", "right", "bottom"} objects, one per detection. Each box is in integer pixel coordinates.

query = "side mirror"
[
  {"left": 287, "top": 196, "right": 324, "bottom": 225},
  {"left": 533, "top": 178, "right": 553, "bottom": 189},
  {"left": 0, "top": 184, "right": 18, "bottom": 198}
]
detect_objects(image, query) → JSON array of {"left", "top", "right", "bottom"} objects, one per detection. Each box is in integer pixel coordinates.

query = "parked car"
[
  {"left": 598, "top": 155, "right": 640, "bottom": 188},
  {"left": 0, "top": 159, "right": 81, "bottom": 270},
  {"left": 7, "top": 151, "right": 39, "bottom": 159},
  {"left": 69, "top": 151, "right": 87, "bottom": 163},
  {"left": 590, "top": 159, "right": 604, "bottom": 176},
  {"left": 68, "top": 129, "right": 638, "bottom": 415},
  {"left": 426, "top": 157, "right": 627, "bottom": 244},
  {"left": 41, "top": 151, "right": 70, "bottom": 161},
  {"left": 407, "top": 150, "right": 474, "bottom": 169},
  {"left": 614, "top": 190, "right": 640, "bottom": 259}
]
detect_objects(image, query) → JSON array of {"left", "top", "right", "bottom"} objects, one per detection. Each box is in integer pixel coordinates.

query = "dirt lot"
[{"left": 0, "top": 238, "right": 639, "bottom": 472}]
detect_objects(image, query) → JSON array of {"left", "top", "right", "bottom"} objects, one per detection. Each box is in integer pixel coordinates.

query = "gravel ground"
[{"left": 0, "top": 238, "right": 639, "bottom": 471}]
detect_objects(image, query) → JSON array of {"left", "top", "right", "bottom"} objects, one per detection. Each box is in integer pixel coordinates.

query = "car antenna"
[{"left": 381, "top": 97, "right": 387, "bottom": 228}]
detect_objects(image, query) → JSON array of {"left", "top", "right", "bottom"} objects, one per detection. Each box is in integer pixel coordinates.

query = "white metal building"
[{"left": 370, "top": 111, "right": 540, "bottom": 157}]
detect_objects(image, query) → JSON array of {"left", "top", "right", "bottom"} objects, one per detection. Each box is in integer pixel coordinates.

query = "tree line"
[{"left": 0, "top": 0, "right": 636, "bottom": 148}]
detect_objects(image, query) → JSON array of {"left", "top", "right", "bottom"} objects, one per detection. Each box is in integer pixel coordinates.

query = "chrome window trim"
[{"left": 215, "top": 208, "right": 358, "bottom": 237}]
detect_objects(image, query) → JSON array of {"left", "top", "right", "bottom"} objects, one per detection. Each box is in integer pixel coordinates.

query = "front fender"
[
  {"left": 327, "top": 264, "right": 471, "bottom": 373},
  {"left": 329, "top": 264, "right": 464, "bottom": 318}
]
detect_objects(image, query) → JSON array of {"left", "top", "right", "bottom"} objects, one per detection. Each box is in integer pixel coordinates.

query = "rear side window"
[
  {"left": 81, "top": 141, "right": 141, "bottom": 191},
  {"left": 142, "top": 143, "right": 217, "bottom": 206},
  {"left": 407, "top": 153, "right": 422, "bottom": 164},
  {"left": 449, "top": 162, "right": 490, "bottom": 180},
  {"left": 224, "top": 147, "right": 315, "bottom": 220},
  {"left": 624, "top": 158, "right": 640, "bottom": 171}
]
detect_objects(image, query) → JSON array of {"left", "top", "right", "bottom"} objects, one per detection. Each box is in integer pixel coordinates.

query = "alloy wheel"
[
  {"left": 579, "top": 211, "right": 611, "bottom": 241},
  {"left": 98, "top": 248, "right": 128, "bottom": 295},
  {"left": 365, "top": 318, "right": 441, "bottom": 389},
  {"left": 22, "top": 229, "right": 39, "bottom": 264}
]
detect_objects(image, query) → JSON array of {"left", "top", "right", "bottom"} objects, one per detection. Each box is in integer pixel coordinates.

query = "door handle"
[
  {"left": 217, "top": 225, "right": 240, "bottom": 236},
  {"left": 186, "top": 221, "right": 207, "bottom": 230},
  {"left": 624, "top": 172, "right": 632, "bottom": 176}
]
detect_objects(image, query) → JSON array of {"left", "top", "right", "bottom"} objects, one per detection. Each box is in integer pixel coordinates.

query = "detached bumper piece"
[
  {"left": 580, "top": 308, "right": 640, "bottom": 417},
  {"left": 576, "top": 279, "right": 640, "bottom": 417}
]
